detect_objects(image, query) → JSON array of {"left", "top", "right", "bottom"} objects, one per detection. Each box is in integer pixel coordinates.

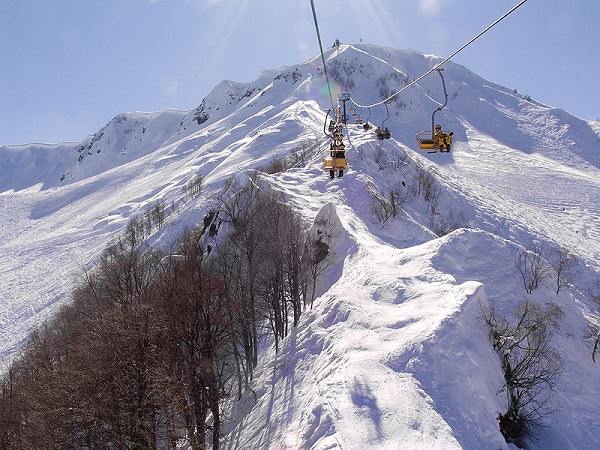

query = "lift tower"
[{"left": 338, "top": 93, "right": 351, "bottom": 125}]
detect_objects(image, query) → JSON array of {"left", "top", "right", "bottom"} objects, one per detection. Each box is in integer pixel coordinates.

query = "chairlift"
[
  {"left": 375, "top": 102, "right": 391, "bottom": 140},
  {"left": 416, "top": 68, "right": 453, "bottom": 153},
  {"left": 363, "top": 107, "right": 373, "bottom": 130},
  {"left": 322, "top": 107, "right": 347, "bottom": 178},
  {"left": 355, "top": 107, "right": 364, "bottom": 124}
]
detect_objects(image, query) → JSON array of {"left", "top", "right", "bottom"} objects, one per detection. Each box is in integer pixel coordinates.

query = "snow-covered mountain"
[{"left": 1, "top": 43, "right": 599, "bottom": 448}]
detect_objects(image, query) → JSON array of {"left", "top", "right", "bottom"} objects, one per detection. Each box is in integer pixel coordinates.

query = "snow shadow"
[{"left": 350, "top": 379, "right": 383, "bottom": 438}]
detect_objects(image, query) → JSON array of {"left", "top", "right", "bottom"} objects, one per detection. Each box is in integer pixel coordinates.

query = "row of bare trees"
[
  {"left": 0, "top": 175, "right": 329, "bottom": 449},
  {"left": 515, "top": 241, "right": 576, "bottom": 295},
  {"left": 366, "top": 147, "right": 466, "bottom": 236}
]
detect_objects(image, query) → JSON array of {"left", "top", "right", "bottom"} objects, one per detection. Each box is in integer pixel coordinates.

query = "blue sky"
[{"left": 1, "top": 0, "right": 598, "bottom": 145}]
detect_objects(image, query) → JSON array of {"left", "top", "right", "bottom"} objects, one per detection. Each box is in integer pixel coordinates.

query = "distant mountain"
[{"left": 1, "top": 43, "right": 599, "bottom": 449}]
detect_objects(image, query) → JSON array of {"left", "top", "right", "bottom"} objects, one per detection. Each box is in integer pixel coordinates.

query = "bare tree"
[
  {"left": 158, "top": 232, "right": 234, "bottom": 450},
  {"left": 373, "top": 144, "right": 386, "bottom": 171},
  {"left": 187, "top": 174, "right": 204, "bottom": 197},
  {"left": 242, "top": 185, "right": 307, "bottom": 352},
  {"left": 151, "top": 199, "right": 165, "bottom": 229},
  {"left": 214, "top": 172, "right": 263, "bottom": 229},
  {"left": 369, "top": 181, "right": 407, "bottom": 226},
  {"left": 484, "top": 298, "right": 562, "bottom": 443},
  {"left": 213, "top": 174, "right": 267, "bottom": 374},
  {"left": 515, "top": 242, "right": 552, "bottom": 294},
  {"left": 588, "top": 278, "right": 600, "bottom": 363},
  {"left": 389, "top": 146, "right": 409, "bottom": 172},
  {"left": 213, "top": 235, "right": 258, "bottom": 396},
  {"left": 287, "top": 139, "right": 318, "bottom": 169},
  {"left": 262, "top": 157, "right": 287, "bottom": 174},
  {"left": 414, "top": 165, "right": 441, "bottom": 204},
  {"left": 303, "top": 236, "right": 331, "bottom": 309},
  {"left": 430, "top": 210, "right": 467, "bottom": 237},
  {"left": 593, "top": 331, "right": 600, "bottom": 364},
  {"left": 547, "top": 245, "right": 576, "bottom": 294}
]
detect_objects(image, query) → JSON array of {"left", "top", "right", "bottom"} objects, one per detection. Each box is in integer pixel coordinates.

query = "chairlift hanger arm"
[
  {"left": 435, "top": 69, "right": 448, "bottom": 111},
  {"left": 382, "top": 101, "right": 390, "bottom": 128},
  {"left": 323, "top": 109, "right": 334, "bottom": 139},
  {"left": 431, "top": 68, "right": 448, "bottom": 136}
]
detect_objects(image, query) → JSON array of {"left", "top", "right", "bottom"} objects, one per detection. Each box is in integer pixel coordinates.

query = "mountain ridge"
[{"left": 3, "top": 44, "right": 598, "bottom": 189}]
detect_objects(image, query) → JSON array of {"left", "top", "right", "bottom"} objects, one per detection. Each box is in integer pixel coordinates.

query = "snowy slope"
[
  {"left": 222, "top": 124, "right": 600, "bottom": 449},
  {"left": 1, "top": 43, "right": 599, "bottom": 448}
]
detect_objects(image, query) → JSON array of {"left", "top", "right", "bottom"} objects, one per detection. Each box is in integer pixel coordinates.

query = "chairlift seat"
[
  {"left": 416, "top": 131, "right": 452, "bottom": 151},
  {"left": 323, "top": 155, "right": 347, "bottom": 170}
]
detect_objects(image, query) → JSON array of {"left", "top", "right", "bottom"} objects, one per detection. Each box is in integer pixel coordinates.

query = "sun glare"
[
  {"left": 420, "top": 0, "right": 441, "bottom": 17},
  {"left": 342, "top": 0, "right": 405, "bottom": 47}
]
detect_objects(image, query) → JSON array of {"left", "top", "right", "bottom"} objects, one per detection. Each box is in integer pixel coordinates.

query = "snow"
[{"left": 1, "top": 43, "right": 600, "bottom": 448}]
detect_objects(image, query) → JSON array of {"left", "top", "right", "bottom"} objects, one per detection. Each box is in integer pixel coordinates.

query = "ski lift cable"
[
  {"left": 414, "top": 83, "right": 444, "bottom": 107},
  {"left": 350, "top": 0, "right": 529, "bottom": 109},
  {"left": 310, "top": 0, "right": 337, "bottom": 113}
]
